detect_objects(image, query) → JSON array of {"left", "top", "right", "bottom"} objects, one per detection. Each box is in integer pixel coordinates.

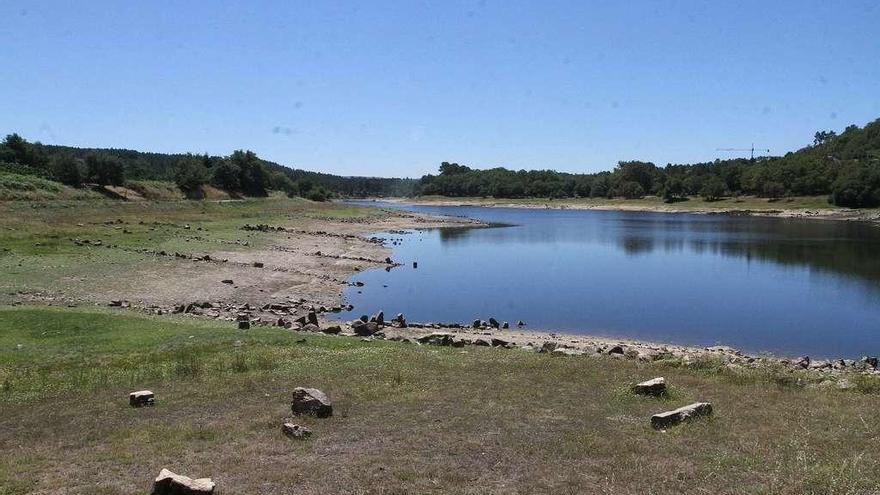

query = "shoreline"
[
  {"left": 3, "top": 197, "right": 877, "bottom": 379},
  {"left": 375, "top": 196, "right": 880, "bottom": 223}
]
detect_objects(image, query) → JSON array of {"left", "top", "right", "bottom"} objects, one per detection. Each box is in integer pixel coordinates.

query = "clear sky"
[{"left": 1, "top": 1, "right": 878, "bottom": 178}]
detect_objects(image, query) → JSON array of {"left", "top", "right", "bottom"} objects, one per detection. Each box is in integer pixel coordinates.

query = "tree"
[
  {"left": 174, "top": 155, "right": 210, "bottom": 193},
  {"left": 618, "top": 181, "right": 645, "bottom": 199},
  {"left": 84, "top": 154, "right": 124, "bottom": 185},
  {"left": 230, "top": 150, "right": 269, "bottom": 196},
  {"left": 51, "top": 155, "right": 82, "bottom": 186},
  {"left": 211, "top": 160, "right": 241, "bottom": 192},
  {"left": 700, "top": 177, "right": 725, "bottom": 201},
  {"left": 763, "top": 181, "right": 785, "bottom": 200}
]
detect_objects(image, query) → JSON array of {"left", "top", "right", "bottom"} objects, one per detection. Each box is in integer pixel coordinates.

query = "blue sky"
[{"left": 1, "top": 1, "right": 878, "bottom": 178}]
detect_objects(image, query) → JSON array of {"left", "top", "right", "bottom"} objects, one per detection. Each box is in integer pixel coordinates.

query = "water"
[{"left": 340, "top": 201, "right": 880, "bottom": 358}]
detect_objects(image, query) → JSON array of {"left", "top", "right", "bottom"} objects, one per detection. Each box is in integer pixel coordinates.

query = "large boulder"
[
  {"left": 151, "top": 468, "right": 215, "bottom": 495},
  {"left": 307, "top": 311, "right": 319, "bottom": 326},
  {"left": 292, "top": 387, "right": 333, "bottom": 418},
  {"left": 632, "top": 377, "right": 666, "bottom": 396},
  {"left": 351, "top": 320, "right": 378, "bottom": 336},
  {"left": 129, "top": 390, "right": 155, "bottom": 407},
  {"left": 651, "top": 402, "right": 712, "bottom": 429},
  {"left": 488, "top": 317, "right": 500, "bottom": 328}
]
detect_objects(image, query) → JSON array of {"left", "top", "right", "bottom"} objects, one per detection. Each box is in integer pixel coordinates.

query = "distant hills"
[{"left": 2, "top": 117, "right": 879, "bottom": 206}]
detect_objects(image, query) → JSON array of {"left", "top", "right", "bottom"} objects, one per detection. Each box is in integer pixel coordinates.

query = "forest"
[
  {"left": 0, "top": 137, "right": 415, "bottom": 201},
  {"left": 2, "top": 117, "right": 879, "bottom": 206},
  {"left": 417, "top": 118, "right": 880, "bottom": 207}
]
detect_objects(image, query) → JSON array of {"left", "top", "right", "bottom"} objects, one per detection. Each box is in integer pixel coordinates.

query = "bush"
[
  {"left": 174, "top": 156, "right": 210, "bottom": 193},
  {"left": 51, "top": 156, "right": 82, "bottom": 186}
]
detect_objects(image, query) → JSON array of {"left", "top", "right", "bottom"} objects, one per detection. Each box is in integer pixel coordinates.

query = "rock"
[
  {"left": 152, "top": 468, "right": 215, "bottom": 495},
  {"left": 359, "top": 315, "right": 369, "bottom": 323},
  {"left": 352, "top": 320, "right": 378, "bottom": 336},
  {"left": 322, "top": 325, "right": 342, "bottom": 335},
  {"left": 412, "top": 261, "right": 418, "bottom": 268},
  {"left": 253, "top": 262, "right": 264, "bottom": 268},
  {"left": 281, "top": 422, "right": 312, "bottom": 439},
  {"left": 551, "top": 348, "right": 585, "bottom": 357},
  {"left": 606, "top": 345, "right": 625, "bottom": 355},
  {"left": 473, "top": 338, "right": 491, "bottom": 346},
  {"left": 836, "top": 378, "right": 857, "bottom": 390},
  {"left": 238, "top": 320, "right": 251, "bottom": 330},
  {"left": 794, "top": 356, "right": 811, "bottom": 369},
  {"left": 129, "top": 390, "right": 155, "bottom": 407},
  {"left": 292, "top": 387, "right": 333, "bottom": 418},
  {"left": 392, "top": 313, "right": 407, "bottom": 327},
  {"left": 540, "top": 342, "right": 558, "bottom": 353},
  {"left": 300, "top": 323, "right": 319, "bottom": 332},
  {"left": 221, "top": 279, "right": 233, "bottom": 284},
  {"left": 632, "top": 377, "right": 667, "bottom": 396},
  {"left": 385, "top": 257, "right": 393, "bottom": 264},
  {"left": 861, "top": 356, "right": 878, "bottom": 369},
  {"left": 502, "top": 321, "right": 509, "bottom": 329},
  {"left": 488, "top": 317, "right": 500, "bottom": 328},
  {"left": 472, "top": 319, "right": 481, "bottom": 328},
  {"left": 417, "top": 332, "right": 453, "bottom": 346},
  {"left": 517, "top": 320, "right": 525, "bottom": 326},
  {"left": 651, "top": 402, "right": 713, "bottom": 429},
  {"left": 307, "top": 311, "right": 319, "bottom": 326},
  {"left": 491, "top": 337, "right": 511, "bottom": 348},
  {"left": 372, "top": 311, "right": 385, "bottom": 325}
]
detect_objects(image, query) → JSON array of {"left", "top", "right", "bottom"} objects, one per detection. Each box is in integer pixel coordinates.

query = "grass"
[
  {"left": 2, "top": 306, "right": 880, "bottom": 494},
  {"left": 0, "top": 172, "right": 102, "bottom": 201},
  {"left": 411, "top": 194, "right": 847, "bottom": 211},
  {"left": 0, "top": 196, "right": 376, "bottom": 303}
]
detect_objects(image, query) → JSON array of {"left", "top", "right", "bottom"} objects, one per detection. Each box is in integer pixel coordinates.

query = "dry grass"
[{"left": 2, "top": 307, "right": 879, "bottom": 494}]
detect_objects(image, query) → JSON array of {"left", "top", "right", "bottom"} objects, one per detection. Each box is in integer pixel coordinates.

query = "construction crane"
[{"left": 716, "top": 144, "right": 770, "bottom": 160}]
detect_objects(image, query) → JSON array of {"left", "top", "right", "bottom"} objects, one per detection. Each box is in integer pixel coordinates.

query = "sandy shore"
[{"left": 379, "top": 196, "right": 880, "bottom": 223}]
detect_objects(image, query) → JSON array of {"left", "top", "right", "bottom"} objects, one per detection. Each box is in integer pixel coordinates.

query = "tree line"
[
  {"left": 416, "top": 118, "right": 880, "bottom": 207},
  {"left": 0, "top": 136, "right": 415, "bottom": 200}
]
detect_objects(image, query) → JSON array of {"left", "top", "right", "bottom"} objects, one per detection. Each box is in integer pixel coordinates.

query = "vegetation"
[
  {"left": 1, "top": 305, "right": 879, "bottom": 493},
  {"left": 0, "top": 133, "right": 415, "bottom": 201},
  {"left": 417, "top": 118, "right": 880, "bottom": 207}
]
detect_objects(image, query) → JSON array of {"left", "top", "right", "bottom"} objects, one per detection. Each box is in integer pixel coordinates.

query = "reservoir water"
[{"left": 341, "top": 201, "right": 880, "bottom": 358}]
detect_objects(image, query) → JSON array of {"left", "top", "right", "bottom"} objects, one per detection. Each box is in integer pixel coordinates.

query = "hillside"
[
  {"left": 416, "top": 118, "right": 880, "bottom": 207},
  {"left": 0, "top": 135, "right": 416, "bottom": 201}
]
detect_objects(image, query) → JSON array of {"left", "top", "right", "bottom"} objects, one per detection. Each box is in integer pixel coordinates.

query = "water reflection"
[{"left": 343, "top": 201, "right": 880, "bottom": 357}]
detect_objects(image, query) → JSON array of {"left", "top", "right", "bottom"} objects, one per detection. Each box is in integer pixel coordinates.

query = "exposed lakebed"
[{"left": 339, "top": 201, "right": 880, "bottom": 358}]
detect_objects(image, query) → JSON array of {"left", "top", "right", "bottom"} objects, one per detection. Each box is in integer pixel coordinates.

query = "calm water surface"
[{"left": 340, "top": 201, "right": 880, "bottom": 358}]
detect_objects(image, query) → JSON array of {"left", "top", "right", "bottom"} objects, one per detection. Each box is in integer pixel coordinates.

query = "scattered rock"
[
  {"left": 632, "top": 377, "right": 667, "bottom": 396},
  {"left": 253, "top": 262, "right": 264, "bottom": 268},
  {"left": 281, "top": 422, "right": 312, "bottom": 439},
  {"left": 651, "top": 402, "right": 713, "bottom": 429},
  {"left": 221, "top": 279, "right": 233, "bottom": 284},
  {"left": 300, "top": 323, "right": 319, "bottom": 332},
  {"left": 418, "top": 332, "right": 453, "bottom": 346},
  {"left": 292, "top": 387, "right": 333, "bottom": 418},
  {"left": 551, "top": 348, "right": 585, "bottom": 357},
  {"left": 490, "top": 337, "right": 511, "bottom": 348},
  {"left": 152, "top": 468, "right": 215, "bottom": 495},
  {"left": 129, "top": 390, "right": 155, "bottom": 407}
]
